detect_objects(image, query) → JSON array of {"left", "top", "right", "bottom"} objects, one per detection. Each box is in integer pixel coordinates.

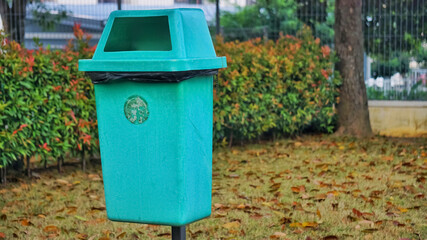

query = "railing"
[{"left": 1, "top": 0, "right": 426, "bottom": 100}]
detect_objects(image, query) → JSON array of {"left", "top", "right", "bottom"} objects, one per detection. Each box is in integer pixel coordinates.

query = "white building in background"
[
  {"left": 56, "top": 0, "right": 97, "bottom": 4},
  {"left": 409, "top": 60, "right": 419, "bottom": 69},
  {"left": 220, "top": 0, "right": 255, "bottom": 7}
]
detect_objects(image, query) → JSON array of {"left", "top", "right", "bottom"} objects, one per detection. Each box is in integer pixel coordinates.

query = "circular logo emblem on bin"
[{"left": 124, "top": 95, "right": 149, "bottom": 124}]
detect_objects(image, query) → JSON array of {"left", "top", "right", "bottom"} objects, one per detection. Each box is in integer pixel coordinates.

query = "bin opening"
[{"left": 104, "top": 16, "right": 172, "bottom": 52}]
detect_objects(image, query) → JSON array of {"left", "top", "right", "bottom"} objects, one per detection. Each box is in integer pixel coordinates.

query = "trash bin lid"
[{"left": 79, "top": 9, "right": 226, "bottom": 72}]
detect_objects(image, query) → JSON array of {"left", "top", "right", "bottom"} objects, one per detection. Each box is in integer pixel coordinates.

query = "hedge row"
[
  {"left": 0, "top": 24, "right": 98, "bottom": 172},
  {"left": 0, "top": 26, "right": 340, "bottom": 172},
  {"left": 214, "top": 27, "right": 341, "bottom": 144}
]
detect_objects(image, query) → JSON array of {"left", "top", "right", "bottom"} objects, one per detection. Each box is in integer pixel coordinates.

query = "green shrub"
[
  {"left": 214, "top": 27, "right": 341, "bottom": 144},
  {"left": 0, "top": 26, "right": 340, "bottom": 169},
  {"left": 0, "top": 24, "right": 97, "bottom": 169}
]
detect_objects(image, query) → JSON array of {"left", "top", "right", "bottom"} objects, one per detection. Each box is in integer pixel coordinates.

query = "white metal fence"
[{"left": 1, "top": 0, "right": 426, "bottom": 100}]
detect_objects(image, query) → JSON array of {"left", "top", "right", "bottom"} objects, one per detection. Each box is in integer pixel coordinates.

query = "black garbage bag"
[{"left": 86, "top": 69, "right": 218, "bottom": 84}]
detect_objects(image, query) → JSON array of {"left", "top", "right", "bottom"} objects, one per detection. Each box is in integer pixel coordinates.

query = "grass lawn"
[{"left": 0, "top": 135, "right": 426, "bottom": 239}]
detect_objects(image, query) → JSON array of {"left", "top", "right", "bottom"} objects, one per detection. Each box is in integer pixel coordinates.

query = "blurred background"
[{"left": 1, "top": 0, "right": 426, "bottom": 100}]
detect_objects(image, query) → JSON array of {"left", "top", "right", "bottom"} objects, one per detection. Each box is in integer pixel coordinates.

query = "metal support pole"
[
  {"left": 172, "top": 226, "right": 185, "bottom": 240},
  {"left": 216, "top": 0, "right": 220, "bottom": 35},
  {"left": 117, "top": 0, "right": 122, "bottom": 10}
]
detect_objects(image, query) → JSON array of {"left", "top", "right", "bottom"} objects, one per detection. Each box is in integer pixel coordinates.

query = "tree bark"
[
  {"left": 334, "top": 0, "right": 373, "bottom": 137},
  {"left": 1, "top": 164, "right": 6, "bottom": 184},
  {"left": 81, "top": 150, "right": 86, "bottom": 172},
  {"left": 57, "top": 157, "right": 63, "bottom": 173},
  {"left": 26, "top": 156, "right": 30, "bottom": 178},
  {"left": 3, "top": 165, "right": 6, "bottom": 184},
  {"left": 0, "top": 0, "right": 27, "bottom": 43}
]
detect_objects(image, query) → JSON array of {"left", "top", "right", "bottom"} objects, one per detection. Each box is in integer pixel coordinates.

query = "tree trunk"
[
  {"left": 81, "top": 150, "right": 86, "bottom": 172},
  {"left": 228, "top": 132, "right": 233, "bottom": 148},
  {"left": 3, "top": 165, "right": 6, "bottom": 184},
  {"left": 57, "top": 157, "right": 63, "bottom": 173},
  {"left": 0, "top": 0, "right": 27, "bottom": 43},
  {"left": 26, "top": 156, "right": 30, "bottom": 178},
  {"left": 11, "top": 156, "right": 24, "bottom": 172},
  {"left": 1, "top": 164, "right": 6, "bottom": 184},
  {"left": 334, "top": 0, "right": 373, "bottom": 137}
]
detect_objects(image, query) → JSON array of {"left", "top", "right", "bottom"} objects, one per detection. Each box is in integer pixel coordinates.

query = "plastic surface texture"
[
  {"left": 78, "top": 9, "right": 226, "bottom": 226},
  {"left": 96, "top": 77, "right": 213, "bottom": 226},
  {"left": 79, "top": 9, "right": 227, "bottom": 72}
]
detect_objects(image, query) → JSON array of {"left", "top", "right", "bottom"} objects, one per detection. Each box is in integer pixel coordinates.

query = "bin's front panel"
[{"left": 94, "top": 76, "right": 213, "bottom": 225}]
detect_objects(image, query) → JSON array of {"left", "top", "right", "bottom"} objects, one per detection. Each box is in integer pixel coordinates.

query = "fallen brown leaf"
[
  {"left": 322, "top": 236, "right": 339, "bottom": 240},
  {"left": 214, "top": 203, "right": 224, "bottom": 209},
  {"left": 56, "top": 179, "right": 69, "bottom": 185},
  {"left": 250, "top": 213, "right": 263, "bottom": 220},
  {"left": 270, "top": 182, "right": 282, "bottom": 192},
  {"left": 116, "top": 232, "right": 126, "bottom": 239},
  {"left": 222, "top": 221, "right": 241, "bottom": 229},
  {"left": 43, "top": 225, "right": 59, "bottom": 233},
  {"left": 88, "top": 174, "right": 102, "bottom": 181},
  {"left": 392, "top": 221, "right": 405, "bottom": 227},
  {"left": 280, "top": 217, "right": 292, "bottom": 224},
  {"left": 352, "top": 208, "right": 363, "bottom": 218},
  {"left": 315, "top": 193, "right": 327, "bottom": 201},
  {"left": 291, "top": 185, "right": 305, "bottom": 193},
  {"left": 270, "top": 232, "right": 287, "bottom": 239},
  {"left": 317, "top": 209, "right": 322, "bottom": 219},
  {"left": 302, "top": 222, "right": 318, "bottom": 228},
  {"left": 397, "top": 207, "right": 408, "bottom": 213},
  {"left": 246, "top": 149, "right": 267, "bottom": 156},
  {"left": 91, "top": 206, "right": 106, "bottom": 211},
  {"left": 157, "top": 232, "right": 171, "bottom": 237},
  {"left": 381, "top": 156, "right": 394, "bottom": 161},
  {"left": 289, "top": 222, "right": 303, "bottom": 228},
  {"left": 75, "top": 233, "right": 88, "bottom": 240},
  {"left": 359, "top": 220, "right": 374, "bottom": 227},
  {"left": 20, "top": 219, "right": 31, "bottom": 226},
  {"left": 327, "top": 190, "right": 339, "bottom": 197}
]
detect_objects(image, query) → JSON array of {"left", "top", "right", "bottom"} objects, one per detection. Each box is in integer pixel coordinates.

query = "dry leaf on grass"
[
  {"left": 56, "top": 179, "right": 69, "bottom": 185},
  {"left": 20, "top": 219, "right": 31, "bottom": 226},
  {"left": 43, "top": 225, "right": 59, "bottom": 233},
  {"left": 75, "top": 233, "right": 88, "bottom": 240},
  {"left": 270, "top": 232, "right": 287, "bottom": 239},
  {"left": 222, "top": 221, "right": 241, "bottom": 229}
]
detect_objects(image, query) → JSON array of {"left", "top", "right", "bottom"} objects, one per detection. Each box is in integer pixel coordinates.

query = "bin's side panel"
[
  {"left": 180, "top": 75, "right": 213, "bottom": 223},
  {"left": 94, "top": 81, "right": 185, "bottom": 225},
  {"left": 180, "top": 9, "right": 216, "bottom": 59}
]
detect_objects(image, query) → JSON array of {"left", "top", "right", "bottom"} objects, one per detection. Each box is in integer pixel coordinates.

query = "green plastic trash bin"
[{"left": 78, "top": 9, "right": 226, "bottom": 226}]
